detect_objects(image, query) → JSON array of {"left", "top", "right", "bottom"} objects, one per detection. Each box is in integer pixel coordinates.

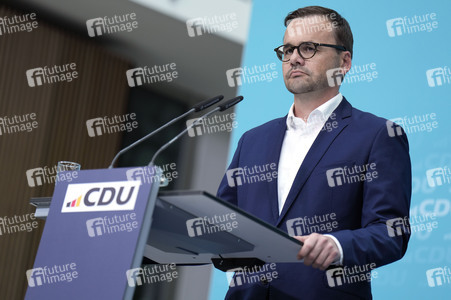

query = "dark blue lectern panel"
[{"left": 25, "top": 167, "right": 158, "bottom": 300}]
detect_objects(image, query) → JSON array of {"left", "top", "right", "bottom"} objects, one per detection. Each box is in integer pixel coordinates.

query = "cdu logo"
[
  {"left": 61, "top": 181, "right": 140, "bottom": 213},
  {"left": 65, "top": 195, "right": 82, "bottom": 208}
]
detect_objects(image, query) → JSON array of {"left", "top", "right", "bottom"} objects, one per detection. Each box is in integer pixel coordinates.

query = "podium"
[{"left": 26, "top": 167, "right": 302, "bottom": 300}]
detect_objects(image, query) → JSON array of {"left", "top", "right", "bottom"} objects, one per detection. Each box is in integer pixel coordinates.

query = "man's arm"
[{"left": 297, "top": 123, "right": 412, "bottom": 269}]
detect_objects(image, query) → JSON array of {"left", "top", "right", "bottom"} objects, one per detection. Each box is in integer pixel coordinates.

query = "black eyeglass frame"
[{"left": 274, "top": 42, "right": 347, "bottom": 61}]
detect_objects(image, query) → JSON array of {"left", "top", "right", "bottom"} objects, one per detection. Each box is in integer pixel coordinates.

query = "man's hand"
[{"left": 294, "top": 233, "right": 340, "bottom": 271}]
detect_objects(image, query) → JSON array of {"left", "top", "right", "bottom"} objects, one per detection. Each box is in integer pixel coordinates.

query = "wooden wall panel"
[{"left": 0, "top": 5, "right": 130, "bottom": 299}]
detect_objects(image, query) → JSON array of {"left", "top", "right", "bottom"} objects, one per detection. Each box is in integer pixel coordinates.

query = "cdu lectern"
[{"left": 26, "top": 166, "right": 302, "bottom": 300}]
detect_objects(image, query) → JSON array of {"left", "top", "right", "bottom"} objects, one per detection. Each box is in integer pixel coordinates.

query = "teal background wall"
[{"left": 210, "top": 1, "right": 451, "bottom": 299}]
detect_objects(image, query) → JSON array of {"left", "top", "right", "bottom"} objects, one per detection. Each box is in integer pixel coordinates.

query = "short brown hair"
[{"left": 284, "top": 6, "right": 353, "bottom": 58}]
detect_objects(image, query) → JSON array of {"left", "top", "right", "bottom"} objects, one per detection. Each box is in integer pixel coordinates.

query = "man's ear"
[{"left": 341, "top": 52, "right": 352, "bottom": 75}]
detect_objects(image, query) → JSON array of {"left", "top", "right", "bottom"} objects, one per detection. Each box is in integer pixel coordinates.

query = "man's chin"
[{"left": 285, "top": 84, "right": 314, "bottom": 95}]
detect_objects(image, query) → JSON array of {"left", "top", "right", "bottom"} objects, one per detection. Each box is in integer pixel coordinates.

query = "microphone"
[
  {"left": 218, "top": 95, "right": 244, "bottom": 111},
  {"left": 108, "top": 95, "right": 224, "bottom": 168},
  {"left": 148, "top": 95, "right": 244, "bottom": 166}
]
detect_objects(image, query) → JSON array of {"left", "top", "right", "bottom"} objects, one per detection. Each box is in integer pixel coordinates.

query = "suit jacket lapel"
[
  {"left": 266, "top": 117, "right": 287, "bottom": 225},
  {"left": 276, "top": 98, "right": 353, "bottom": 226}
]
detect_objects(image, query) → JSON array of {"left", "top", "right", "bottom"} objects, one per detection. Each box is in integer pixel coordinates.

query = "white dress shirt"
[{"left": 277, "top": 93, "right": 344, "bottom": 264}]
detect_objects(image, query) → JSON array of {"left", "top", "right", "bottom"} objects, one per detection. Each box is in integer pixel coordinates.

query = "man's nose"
[{"left": 289, "top": 48, "right": 306, "bottom": 66}]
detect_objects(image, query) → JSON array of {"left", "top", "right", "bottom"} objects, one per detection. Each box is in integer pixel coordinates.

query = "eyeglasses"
[{"left": 274, "top": 42, "right": 347, "bottom": 62}]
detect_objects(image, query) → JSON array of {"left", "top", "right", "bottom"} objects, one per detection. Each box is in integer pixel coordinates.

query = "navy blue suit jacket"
[{"left": 217, "top": 98, "right": 411, "bottom": 300}]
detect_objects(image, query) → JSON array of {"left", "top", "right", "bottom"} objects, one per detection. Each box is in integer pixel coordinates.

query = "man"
[{"left": 217, "top": 6, "right": 411, "bottom": 300}]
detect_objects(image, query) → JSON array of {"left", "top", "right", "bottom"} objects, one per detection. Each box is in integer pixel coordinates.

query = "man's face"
[{"left": 282, "top": 16, "right": 344, "bottom": 95}]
